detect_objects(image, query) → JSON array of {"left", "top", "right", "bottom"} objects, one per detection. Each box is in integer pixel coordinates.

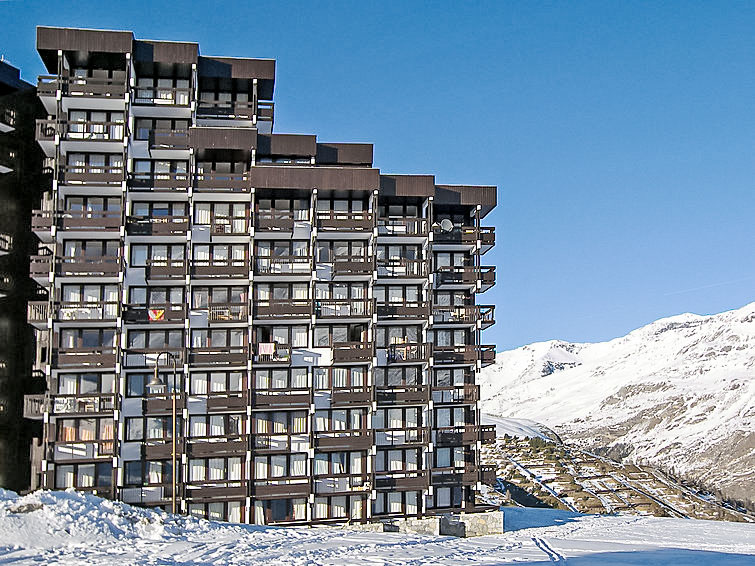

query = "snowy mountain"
[
  {"left": 480, "top": 302, "right": 755, "bottom": 509},
  {"left": 1, "top": 489, "right": 754, "bottom": 564}
]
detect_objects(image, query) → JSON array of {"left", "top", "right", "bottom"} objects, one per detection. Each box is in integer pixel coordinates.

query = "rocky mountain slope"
[{"left": 480, "top": 303, "right": 755, "bottom": 508}]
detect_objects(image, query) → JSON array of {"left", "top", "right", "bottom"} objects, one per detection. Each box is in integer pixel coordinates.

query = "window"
[
  {"left": 133, "top": 118, "right": 189, "bottom": 140},
  {"left": 64, "top": 196, "right": 121, "bottom": 212},
  {"left": 254, "top": 325, "right": 308, "bottom": 348},
  {"left": 373, "top": 407, "right": 420, "bottom": 429},
  {"left": 313, "top": 366, "right": 366, "bottom": 389},
  {"left": 62, "top": 240, "right": 119, "bottom": 259},
  {"left": 189, "top": 414, "right": 243, "bottom": 438},
  {"left": 191, "top": 286, "right": 247, "bottom": 308},
  {"left": 56, "top": 418, "right": 114, "bottom": 442},
  {"left": 313, "top": 324, "right": 367, "bottom": 347},
  {"left": 194, "top": 202, "right": 247, "bottom": 232},
  {"left": 189, "top": 371, "right": 244, "bottom": 395},
  {"left": 375, "top": 448, "right": 420, "bottom": 472},
  {"left": 190, "top": 329, "right": 245, "bottom": 348},
  {"left": 315, "top": 241, "right": 365, "bottom": 263},
  {"left": 130, "top": 201, "right": 187, "bottom": 217},
  {"left": 313, "top": 451, "right": 364, "bottom": 476},
  {"left": 253, "top": 411, "right": 307, "bottom": 435},
  {"left": 55, "top": 462, "right": 111, "bottom": 489},
  {"left": 127, "top": 329, "right": 183, "bottom": 349},
  {"left": 375, "top": 325, "right": 421, "bottom": 348},
  {"left": 129, "top": 244, "right": 184, "bottom": 267},
  {"left": 377, "top": 203, "right": 420, "bottom": 218},
  {"left": 374, "top": 366, "right": 421, "bottom": 387},
  {"left": 254, "top": 368, "right": 307, "bottom": 390},
  {"left": 59, "top": 328, "right": 116, "bottom": 349},
  {"left": 313, "top": 409, "right": 365, "bottom": 432},
  {"left": 192, "top": 244, "right": 246, "bottom": 265},
  {"left": 253, "top": 453, "right": 307, "bottom": 479}
]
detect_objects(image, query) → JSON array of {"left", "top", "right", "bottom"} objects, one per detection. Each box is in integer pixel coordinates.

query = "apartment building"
[
  {"left": 0, "top": 59, "right": 46, "bottom": 491},
  {"left": 24, "top": 26, "right": 497, "bottom": 525}
]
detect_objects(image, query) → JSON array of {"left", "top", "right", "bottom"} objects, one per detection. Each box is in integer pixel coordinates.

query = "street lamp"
[{"left": 147, "top": 351, "right": 179, "bottom": 515}]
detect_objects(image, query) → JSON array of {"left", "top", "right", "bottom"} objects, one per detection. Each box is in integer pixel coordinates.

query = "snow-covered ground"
[
  {"left": 480, "top": 302, "right": 755, "bottom": 507},
  {"left": 1, "top": 489, "right": 754, "bottom": 565}
]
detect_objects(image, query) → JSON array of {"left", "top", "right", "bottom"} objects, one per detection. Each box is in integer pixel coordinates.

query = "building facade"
[
  {"left": 0, "top": 59, "right": 46, "bottom": 491},
  {"left": 25, "top": 26, "right": 497, "bottom": 525}
]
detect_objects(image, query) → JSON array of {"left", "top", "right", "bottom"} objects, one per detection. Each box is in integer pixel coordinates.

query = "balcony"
[
  {"left": 316, "top": 211, "right": 374, "bottom": 232},
  {"left": 58, "top": 120, "right": 125, "bottom": 143},
  {"left": 143, "top": 393, "right": 186, "bottom": 415},
  {"left": 432, "top": 225, "right": 479, "bottom": 245},
  {"left": 376, "top": 301, "right": 429, "bottom": 319},
  {"left": 431, "top": 465, "right": 496, "bottom": 487},
  {"left": 253, "top": 481, "right": 310, "bottom": 499},
  {"left": 208, "top": 304, "right": 248, "bottom": 322},
  {"left": 196, "top": 100, "right": 255, "bottom": 121},
  {"left": 207, "top": 393, "right": 248, "bottom": 412},
  {"left": 128, "top": 172, "right": 190, "bottom": 191},
  {"left": 122, "top": 304, "right": 186, "bottom": 323},
  {"left": 31, "top": 210, "right": 53, "bottom": 235},
  {"left": 385, "top": 342, "right": 431, "bottom": 364},
  {"left": 23, "top": 394, "right": 46, "bottom": 420},
  {"left": 374, "top": 469, "right": 428, "bottom": 491},
  {"left": 314, "top": 474, "right": 368, "bottom": 495},
  {"left": 257, "top": 100, "right": 274, "bottom": 125},
  {"left": 377, "top": 259, "right": 427, "bottom": 279},
  {"left": 435, "top": 266, "right": 477, "bottom": 286},
  {"left": 145, "top": 259, "right": 185, "bottom": 280},
  {"left": 332, "top": 342, "right": 373, "bottom": 363},
  {"left": 59, "top": 210, "right": 122, "bottom": 231},
  {"left": 133, "top": 86, "right": 191, "bottom": 106},
  {"left": 58, "top": 301, "right": 119, "bottom": 321},
  {"left": 374, "top": 427, "right": 429, "bottom": 447},
  {"left": 315, "top": 298, "right": 372, "bottom": 318},
  {"left": 255, "top": 256, "right": 312, "bottom": 275},
  {"left": 253, "top": 343, "right": 291, "bottom": 364},
  {"left": 30, "top": 254, "right": 52, "bottom": 281},
  {"left": 432, "top": 345, "right": 479, "bottom": 365},
  {"left": 194, "top": 172, "right": 250, "bottom": 192},
  {"left": 189, "top": 346, "right": 248, "bottom": 366},
  {"left": 185, "top": 483, "right": 248, "bottom": 502},
  {"left": 375, "top": 385, "right": 430, "bottom": 405},
  {"left": 252, "top": 388, "right": 312, "bottom": 409},
  {"left": 59, "top": 165, "right": 124, "bottom": 186},
  {"left": 480, "top": 344, "right": 496, "bottom": 367},
  {"left": 434, "top": 425, "right": 497, "bottom": 446},
  {"left": 332, "top": 256, "right": 374, "bottom": 276},
  {"left": 126, "top": 215, "right": 189, "bottom": 236},
  {"left": 124, "top": 348, "right": 184, "bottom": 369},
  {"left": 253, "top": 300, "right": 311, "bottom": 319},
  {"left": 331, "top": 386, "right": 373, "bottom": 407},
  {"left": 58, "top": 256, "right": 120, "bottom": 277},
  {"left": 253, "top": 433, "right": 308, "bottom": 453},
  {"left": 191, "top": 259, "right": 250, "bottom": 279},
  {"left": 187, "top": 437, "right": 246, "bottom": 458},
  {"left": 479, "top": 227, "right": 495, "bottom": 250},
  {"left": 149, "top": 129, "right": 190, "bottom": 152},
  {"left": 377, "top": 218, "right": 428, "bottom": 237},
  {"left": 51, "top": 394, "right": 115, "bottom": 415},
  {"left": 55, "top": 347, "right": 117, "bottom": 368},
  {"left": 27, "top": 301, "right": 49, "bottom": 327},
  {"left": 432, "top": 384, "right": 480, "bottom": 404},
  {"left": 38, "top": 75, "right": 127, "bottom": 99},
  {"left": 431, "top": 305, "right": 494, "bottom": 328},
  {"left": 255, "top": 210, "right": 303, "bottom": 232},
  {"left": 314, "top": 430, "right": 373, "bottom": 451}
]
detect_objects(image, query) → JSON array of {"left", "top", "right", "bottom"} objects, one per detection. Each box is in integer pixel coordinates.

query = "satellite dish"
[{"left": 440, "top": 219, "right": 454, "bottom": 232}]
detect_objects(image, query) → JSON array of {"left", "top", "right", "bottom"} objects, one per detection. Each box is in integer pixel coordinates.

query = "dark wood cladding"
[
  {"left": 316, "top": 143, "right": 373, "bottom": 166},
  {"left": 250, "top": 166, "right": 379, "bottom": 191},
  {"left": 258, "top": 134, "right": 316, "bottom": 157},
  {"left": 380, "top": 174, "right": 435, "bottom": 197},
  {"left": 190, "top": 127, "right": 257, "bottom": 151},
  {"left": 199, "top": 56, "right": 276, "bottom": 80},
  {"left": 434, "top": 184, "right": 497, "bottom": 217},
  {"left": 37, "top": 26, "right": 133, "bottom": 55},
  {"left": 134, "top": 40, "right": 198, "bottom": 65}
]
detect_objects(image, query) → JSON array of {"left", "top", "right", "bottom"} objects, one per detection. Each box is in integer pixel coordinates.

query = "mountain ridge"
[{"left": 480, "top": 302, "right": 755, "bottom": 509}]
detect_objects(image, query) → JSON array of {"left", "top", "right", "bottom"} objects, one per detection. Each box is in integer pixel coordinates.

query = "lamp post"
[{"left": 147, "top": 351, "right": 179, "bottom": 515}]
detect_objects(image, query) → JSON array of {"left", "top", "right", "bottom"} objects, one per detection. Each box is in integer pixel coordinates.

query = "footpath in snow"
[{"left": 1, "top": 489, "right": 754, "bottom": 565}]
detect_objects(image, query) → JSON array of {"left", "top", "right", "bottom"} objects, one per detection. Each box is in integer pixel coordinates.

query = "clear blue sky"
[{"left": 3, "top": 1, "right": 754, "bottom": 350}]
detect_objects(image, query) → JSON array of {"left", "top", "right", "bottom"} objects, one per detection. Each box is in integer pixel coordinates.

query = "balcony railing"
[
  {"left": 253, "top": 300, "right": 312, "bottom": 318},
  {"left": 432, "top": 345, "right": 479, "bottom": 365},
  {"left": 58, "top": 301, "right": 119, "bottom": 321},
  {"left": 252, "top": 388, "right": 312, "bottom": 409},
  {"left": 122, "top": 304, "right": 186, "bottom": 323},
  {"left": 145, "top": 259, "right": 186, "bottom": 279},
  {"left": 194, "top": 172, "right": 250, "bottom": 192},
  {"left": 479, "top": 226, "right": 495, "bottom": 248},
  {"left": 435, "top": 266, "right": 477, "bottom": 285},
  {"left": 189, "top": 346, "right": 248, "bottom": 366},
  {"left": 317, "top": 211, "right": 374, "bottom": 231},
  {"left": 58, "top": 120, "right": 126, "bottom": 141},
  {"left": 432, "top": 384, "right": 480, "bottom": 404},
  {"left": 377, "top": 259, "right": 427, "bottom": 278},
  {"left": 126, "top": 215, "right": 189, "bottom": 236},
  {"left": 30, "top": 254, "right": 52, "bottom": 278},
  {"left": 374, "top": 427, "right": 429, "bottom": 447},
  {"left": 59, "top": 256, "right": 120, "bottom": 277},
  {"left": 332, "top": 256, "right": 374, "bottom": 276},
  {"left": 208, "top": 303, "right": 248, "bottom": 322},
  {"left": 27, "top": 301, "right": 49, "bottom": 325},
  {"left": 31, "top": 210, "right": 53, "bottom": 232},
  {"left": 253, "top": 343, "right": 291, "bottom": 364},
  {"left": 187, "top": 437, "right": 247, "bottom": 458},
  {"left": 52, "top": 394, "right": 115, "bottom": 415},
  {"left": 148, "top": 129, "right": 190, "bottom": 149},
  {"left": 55, "top": 347, "right": 118, "bottom": 368},
  {"left": 315, "top": 298, "right": 372, "bottom": 318},
  {"left": 331, "top": 386, "right": 373, "bottom": 406},
  {"left": 38, "top": 75, "right": 127, "bottom": 98},
  {"left": 134, "top": 86, "right": 191, "bottom": 106},
  {"left": 60, "top": 165, "right": 124, "bottom": 185},
  {"left": 124, "top": 348, "right": 184, "bottom": 369},
  {"left": 23, "top": 394, "right": 46, "bottom": 419},
  {"left": 432, "top": 305, "right": 480, "bottom": 324},
  {"left": 257, "top": 100, "right": 274, "bottom": 123},
  {"left": 255, "top": 256, "right": 312, "bottom": 275},
  {"left": 196, "top": 100, "right": 255, "bottom": 120},
  {"left": 191, "top": 259, "right": 249, "bottom": 278},
  {"left": 128, "top": 172, "right": 190, "bottom": 190},
  {"left": 385, "top": 342, "right": 431, "bottom": 363},
  {"left": 59, "top": 210, "right": 122, "bottom": 231},
  {"left": 376, "top": 301, "right": 429, "bottom": 319},
  {"left": 432, "top": 225, "right": 479, "bottom": 244},
  {"left": 376, "top": 385, "right": 430, "bottom": 404},
  {"left": 51, "top": 439, "right": 115, "bottom": 461},
  {"left": 313, "top": 429, "right": 373, "bottom": 451},
  {"left": 377, "top": 217, "right": 428, "bottom": 236},
  {"left": 255, "top": 210, "right": 308, "bottom": 231},
  {"left": 434, "top": 425, "right": 496, "bottom": 446},
  {"left": 375, "top": 469, "right": 429, "bottom": 490},
  {"left": 332, "top": 342, "right": 373, "bottom": 363}
]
